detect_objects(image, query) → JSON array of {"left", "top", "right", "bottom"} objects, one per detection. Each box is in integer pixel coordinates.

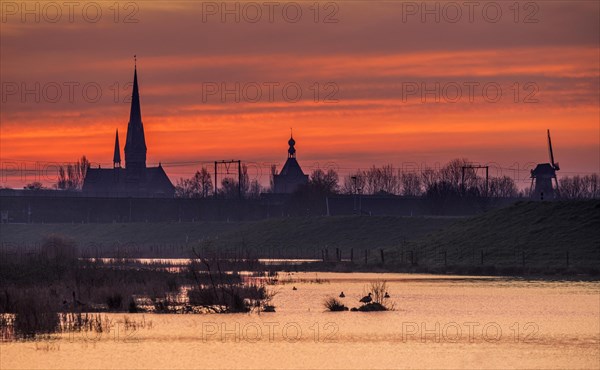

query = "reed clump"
[
  {"left": 356, "top": 281, "right": 395, "bottom": 312},
  {"left": 323, "top": 297, "right": 349, "bottom": 311}
]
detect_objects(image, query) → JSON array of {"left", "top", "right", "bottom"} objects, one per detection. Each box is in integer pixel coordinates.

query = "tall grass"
[
  {"left": 1, "top": 234, "right": 280, "bottom": 339},
  {"left": 13, "top": 295, "right": 59, "bottom": 339},
  {"left": 187, "top": 248, "right": 276, "bottom": 313},
  {"left": 323, "top": 297, "right": 348, "bottom": 311}
]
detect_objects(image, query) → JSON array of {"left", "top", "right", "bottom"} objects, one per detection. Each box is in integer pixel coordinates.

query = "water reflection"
[{"left": 1, "top": 272, "right": 599, "bottom": 369}]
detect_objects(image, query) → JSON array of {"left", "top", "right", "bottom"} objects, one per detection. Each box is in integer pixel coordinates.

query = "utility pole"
[
  {"left": 238, "top": 160, "right": 242, "bottom": 199},
  {"left": 351, "top": 176, "right": 363, "bottom": 215},
  {"left": 462, "top": 164, "right": 489, "bottom": 197},
  {"left": 351, "top": 176, "right": 357, "bottom": 213},
  {"left": 214, "top": 160, "right": 243, "bottom": 198}
]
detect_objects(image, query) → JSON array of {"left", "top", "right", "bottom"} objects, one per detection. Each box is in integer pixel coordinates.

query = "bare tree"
[
  {"left": 559, "top": 174, "right": 600, "bottom": 199},
  {"left": 400, "top": 172, "right": 423, "bottom": 196},
  {"left": 421, "top": 167, "right": 439, "bottom": 192},
  {"left": 309, "top": 168, "right": 339, "bottom": 194},
  {"left": 341, "top": 171, "right": 366, "bottom": 194},
  {"left": 586, "top": 174, "right": 600, "bottom": 198},
  {"left": 247, "top": 179, "right": 263, "bottom": 198},
  {"left": 175, "top": 167, "right": 213, "bottom": 198},
  {"left": 363, "top": 167, "right": 379, "bottom": 194},
  {"left": 57, "top": 155, "right": 90, "bottom": 190},
  {"left": 239, "top": 164, "right": 250, "bottom": 196},
  {"left": 197, "top": 167, "right": 213, "bottom": 197},
  {"left": 175, "top": 178, "right": 192, "bottom": 198},
  {"left": 269, "top": 164, "right": 278, "bottom": 192},
  {"left": 439, "top": 158, "right": 478, "bottom": 192},
  {"left": 488, "top": 176, "right": 518, "bottom": 198},
  {"left": 219, "top": 177, "right": 239, "bottom": 199},
  {"left": 364, "top": 165, "right": 399, "bottom": 194},
  {"left": 212, "top": 164, "right": 254, "bottom": 199}
]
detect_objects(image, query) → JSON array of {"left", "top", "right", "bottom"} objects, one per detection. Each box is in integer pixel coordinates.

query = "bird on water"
[
  {"left": 359, "top": 293, "right": 372, "bottom": 303},
  {"left": 339, "top": 292, "right": 345, "bottom": 298}
]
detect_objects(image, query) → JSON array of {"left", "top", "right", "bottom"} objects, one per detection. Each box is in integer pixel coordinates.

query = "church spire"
[
  {"left": 113, "top": 129, "right": 121, "bottom": 168},
  {"left": 129, "top": 58, "right": 142, "bottom": 124},
  {"left": 124, "top": 56, "right": 147, "bottom": 173}
]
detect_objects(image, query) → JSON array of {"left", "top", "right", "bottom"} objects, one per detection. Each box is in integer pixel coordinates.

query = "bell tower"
[{"left": 288, "top": 129, "right": 296, "bottom": 158}]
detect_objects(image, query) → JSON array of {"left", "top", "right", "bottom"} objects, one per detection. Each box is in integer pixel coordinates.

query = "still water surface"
[{"left": 1, "top": 273, "right": 598, "bottom": 369}]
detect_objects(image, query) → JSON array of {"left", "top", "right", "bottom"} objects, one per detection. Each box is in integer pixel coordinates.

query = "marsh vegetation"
[
  {"left": 324, "top": 281, "right": 394, "bottom": 312},
  {"left": 0, "top": 235, "right": 276, "bottom": 339}
]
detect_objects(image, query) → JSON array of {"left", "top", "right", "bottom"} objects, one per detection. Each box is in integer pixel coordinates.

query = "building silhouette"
[
  {"left": 82, "top": 64, "right": 175, "bottom": 197},
  {"left": 273, "top": 133, "right": 309, "bottom": 193}
]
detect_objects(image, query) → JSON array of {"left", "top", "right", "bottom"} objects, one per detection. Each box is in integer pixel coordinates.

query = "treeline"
[
  {"left": 559, "top": 174, "right": 599, "bottom": 199},
  {"left": 17, "top": 156, "right": 90, "bottom": 191},
  {"left": 174, "top": 159, "right": 522, "bottom": 199},
  {"left": 174, "top": 158, "right": 599, "bottom": 201},
  {"left": 175, "top": 165, "right": 261, "bottom": 199},
  {"left": 16, "top": 156, "right": 598, "bottom": 201},
  {"left": 339, "top": 158, "right": 520, "bottom": 198}
]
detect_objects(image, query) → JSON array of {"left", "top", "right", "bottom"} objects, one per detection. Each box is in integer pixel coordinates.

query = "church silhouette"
[
  {"left": 82, "top": 64, "right": 175, "bottom": 197},
  {"left": 272, "top": 133, "right": 309, "bottom": 193}
]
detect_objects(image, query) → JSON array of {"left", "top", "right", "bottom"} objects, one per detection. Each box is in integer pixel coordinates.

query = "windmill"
[{"left": 530, "top": 130, "right": 560, "bottom": 200}]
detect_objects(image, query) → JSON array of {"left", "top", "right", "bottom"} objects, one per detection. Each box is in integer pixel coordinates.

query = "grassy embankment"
[
  {"left": 2, "top": 200, "right": 598, "bottom": 275},
  {"left": 383, "top": 200, "right": 600, "bottom": 275},
  {"left": 0, "top": 216, "right": 457, "bottom": 258}
]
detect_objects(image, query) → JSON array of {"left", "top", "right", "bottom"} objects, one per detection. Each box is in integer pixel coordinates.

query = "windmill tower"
[{"left": 530, "top": 130, "right": 560, "bottom": 200}]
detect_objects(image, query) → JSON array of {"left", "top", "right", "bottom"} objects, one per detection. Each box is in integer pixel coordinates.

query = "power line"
[{"left": 1, "top": 157, "right": 598, "bottom": 176}]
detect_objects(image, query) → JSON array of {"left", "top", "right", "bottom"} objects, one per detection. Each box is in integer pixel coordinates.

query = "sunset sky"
[{"left": 1, "top": 1, "right": 598, "bottom": 188}]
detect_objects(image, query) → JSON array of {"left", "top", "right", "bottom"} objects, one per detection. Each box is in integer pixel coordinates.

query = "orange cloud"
[{"left": 1, "top": 1, "right": 598, "bottom": 188}]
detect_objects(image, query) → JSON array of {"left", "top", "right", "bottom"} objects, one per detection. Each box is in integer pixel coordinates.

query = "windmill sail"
[{"left": 547, "top": 129, "right": 559, "bottom": 170}]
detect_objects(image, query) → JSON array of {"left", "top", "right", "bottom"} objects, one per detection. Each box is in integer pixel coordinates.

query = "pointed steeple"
[
  {"left": 124, "top": 57, "right": 147, "bottom": 173},
  {"left": 113, "top": 129, "right": 121, "bottom": 168},
  {"left": 129, "top": 60, "right": 142, "bottom": 124}
]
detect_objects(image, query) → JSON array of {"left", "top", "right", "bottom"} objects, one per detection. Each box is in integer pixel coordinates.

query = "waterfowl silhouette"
[
  {"left": 292, "top": 286, "right": 297, "bottom": 290},
  {"left": 384, "top": 292, "right": 390, "bottom": 298},
  {"left": 359, "top": 293, "right": 372, "bottom": 303},
  {"left": 339, "top": 292, "right": 345, "bottom": 298}
]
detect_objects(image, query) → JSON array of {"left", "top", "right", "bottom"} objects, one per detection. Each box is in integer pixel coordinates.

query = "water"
[
  {"left": 1, "top": 273, "right": 598, "bottom": 369},
  {"left": 90, "top": 258, "right": 322, "bottom": 265}
]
